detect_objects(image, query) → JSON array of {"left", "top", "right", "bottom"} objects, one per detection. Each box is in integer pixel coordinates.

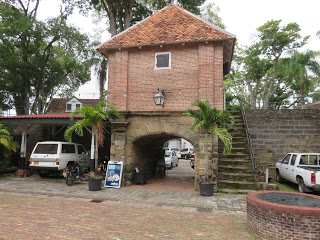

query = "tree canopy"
[
  {"left": 0, "top": 1, "right": 93, "bottom": 115},
  {"left": 225, "top": 20, "right": 315, "bottom": 110}
]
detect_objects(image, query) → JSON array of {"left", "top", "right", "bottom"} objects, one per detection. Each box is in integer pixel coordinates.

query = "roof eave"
[{"left": 97, "top": 37, "right": 235, "bottom": 57}]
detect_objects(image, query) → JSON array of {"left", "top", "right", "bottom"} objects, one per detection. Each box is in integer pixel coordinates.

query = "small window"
[
  {"left": 66, "top": 104, "right": 72, "bottom": 112},
  {"left": 290, "top": 155, "right": 297, "bottom": 166},
  {"left": 300, "top": 155, "right": 307, "bottom": 165},
  {"left": 155, "top": 52, "right": 171, "bottom": 69},
  {"left": 78, "top": 145, "right": 86, "bottom": 155},
  {"left": 62, "top": 144, "right": 75, "bottom": 153},
  {"left": 309, "top": 155, "right": 317, "bottom": 165},
  {"left": 282, "top": 154, "right": 290, "bottom": 164},
  {"left": 76, "top": 104, "right": 81, "bottom": 110},
  {"left": 34, "top": 144, "right": 58, "bottom": 154}
]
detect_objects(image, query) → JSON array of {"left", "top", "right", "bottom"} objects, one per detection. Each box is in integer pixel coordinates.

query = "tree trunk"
[
  {"left": 263, "top": 57, "right": 280, "bottom": 109},
  {"left": 99, "top": 60, "right": 107, "bottom": 101},
  {"left": 106, "top": 1, "right": 117, "bottom": 37},
  {"left": 299, "top": 80, "right": 306, "bottom": 107},
  {"left": 23, "top": 80, "right": 29, "bottom": 115},
  {"left": 124, "top": 0, "right": 135, "bottom": 29}
]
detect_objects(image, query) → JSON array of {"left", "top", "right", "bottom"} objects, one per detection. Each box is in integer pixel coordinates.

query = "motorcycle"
[
  {"left": 63, "top": 161, "right": 89, "bottom": 186},
  {"left": 97, "top": 157, "right": 108, "bottom": 177}
]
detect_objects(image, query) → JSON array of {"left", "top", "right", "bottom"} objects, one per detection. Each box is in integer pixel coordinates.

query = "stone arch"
[
  {"left": 127, "top": 122, "right": 198, "bottom": 149},
  {"left": 110, "top": 112, "right": 206, "bottom": 189},
  {"left": 124, "top": 122, "right": 199, "bottom": 180}
]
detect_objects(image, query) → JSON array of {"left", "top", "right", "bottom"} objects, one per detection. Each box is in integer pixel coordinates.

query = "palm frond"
[{"left": 212, "top": 127, "right": 233, "bottom": 156}]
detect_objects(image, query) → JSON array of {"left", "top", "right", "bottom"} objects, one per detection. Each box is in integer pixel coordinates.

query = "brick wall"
[
  {"left": 247, "top": 191, "right": 320, "bottom": 240},
  {"left": 107, "top": 42, "right": 224, "bottom": 111},
  {"left": 246, "top": 109, "right": 320, "bottom": 175}
]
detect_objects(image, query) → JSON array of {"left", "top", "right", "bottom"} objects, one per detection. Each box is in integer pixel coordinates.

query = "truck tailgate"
[{"left": 316, "top": 172, "right": 320, "bottom": 184}]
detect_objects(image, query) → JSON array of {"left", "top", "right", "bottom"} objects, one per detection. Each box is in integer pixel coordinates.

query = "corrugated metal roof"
[{"left": 0, "top": 113, "right": 83, "bottom": 119}]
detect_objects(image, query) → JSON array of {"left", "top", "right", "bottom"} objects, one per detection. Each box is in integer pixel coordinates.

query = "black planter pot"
[
  {"left": 199, "top": 183, "right": 214, "bottom": 196},
  {"left": 88, "top": 178, "right": 102, "bottom": 191},
  {"left": 133, "top": 172, "right": 147, "bottom": 185}
]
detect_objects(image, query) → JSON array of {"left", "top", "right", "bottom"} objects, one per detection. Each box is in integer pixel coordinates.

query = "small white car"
[
  {"left": 179, "top": 147, "right": 194, "bottom": 159},
  {"left": 29, "top": 141, "right": 90, "bottom": 177},
  {"left": 164, "top": 150, "right": 179, "bottom": 169}
]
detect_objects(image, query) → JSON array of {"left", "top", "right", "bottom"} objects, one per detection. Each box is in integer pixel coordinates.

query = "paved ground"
[{"left": 0, "top": 160, "right": 255, "bottom": 240}]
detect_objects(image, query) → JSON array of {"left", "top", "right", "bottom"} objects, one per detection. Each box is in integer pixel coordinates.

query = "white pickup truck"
[{"left": 275, "top": 153, "right": 320, "bottom": 193}]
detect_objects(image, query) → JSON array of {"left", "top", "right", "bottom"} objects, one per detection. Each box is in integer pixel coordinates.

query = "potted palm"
[
  {"left": 64, "top": 99, "right": 122, "bottom": 171},
  {"left": 185, "top": 100, "right": 233, "bottom": 196}
]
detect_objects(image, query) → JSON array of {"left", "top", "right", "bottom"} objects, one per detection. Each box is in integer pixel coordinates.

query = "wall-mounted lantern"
[{"left": 153, "top": 89, "right": 172, "bottom": 108}]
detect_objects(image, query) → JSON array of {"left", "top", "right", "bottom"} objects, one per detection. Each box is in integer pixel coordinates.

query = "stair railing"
[{"left": 240, "top": 104, "right": 257, "bottom": 181}]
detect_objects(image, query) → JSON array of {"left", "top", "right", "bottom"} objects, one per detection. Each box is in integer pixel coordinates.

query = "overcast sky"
[{"left": 37, "top": 0, "right": 320, "bottom": 98}]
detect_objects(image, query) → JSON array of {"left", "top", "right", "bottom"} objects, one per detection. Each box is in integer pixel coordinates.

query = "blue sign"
[{"left": 104, "top": 161, "right": 123, "bottom": 188}]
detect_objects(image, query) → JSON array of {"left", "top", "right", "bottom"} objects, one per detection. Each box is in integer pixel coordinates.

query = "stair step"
[
  {"left": 218, "top": 159, "right": 252, "bottom": 166},
  {"left": 217, "top": 111, "right": 258, "bottom": 192},
  {"left": 218, "top": 165, "right": 254, "bottom": 174},
  {"left": 228, "top": 127, "right": 245, "bottom": 132},
  {"left": 231, "top": 136, "right": 248, "bottom": 141},
  {"left": 231, "top": 133, "right": 247, "bottom": 138},
  {"left": 218, "top": 180, "right": 260, "bottom": 190},
  {"left": 218, "top": 188, "right": 255, "bottom": 194},
  {"left": 222, "top": 153, "right": 251, "bottom": 158},
  {"left": 231, "top": 142, "right": 249, "bottom": 148},
  {"left": 218, "top": 172, "right": 255, "bottom": 181}
]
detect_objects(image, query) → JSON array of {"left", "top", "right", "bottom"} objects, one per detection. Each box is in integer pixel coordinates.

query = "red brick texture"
[
  {"left": 98, "top": 4, "right": 235, "bottom": 112},
  {"left": 107, "top": 42, "right": 224, "bottom": 111},
  {"left": 247, "top": 191, "right": 320, "bottom": 240}
]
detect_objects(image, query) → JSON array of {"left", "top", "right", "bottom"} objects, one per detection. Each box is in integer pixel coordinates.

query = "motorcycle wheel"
[
  {"left": 65, "top": 173, "right": 75, "bottom": 186},
  {"left": 79, "top": 173, "right": 89, "bottom": 181}
]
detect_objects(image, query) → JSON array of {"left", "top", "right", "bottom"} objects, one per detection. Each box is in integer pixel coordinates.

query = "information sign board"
[{"left": 104, "top": 161, "right": 123, "bottom": 188}]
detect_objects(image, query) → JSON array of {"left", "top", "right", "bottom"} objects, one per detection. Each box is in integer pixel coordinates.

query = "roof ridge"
[{"left": 180, "top": 7, "right": 236, "bottom": 38}]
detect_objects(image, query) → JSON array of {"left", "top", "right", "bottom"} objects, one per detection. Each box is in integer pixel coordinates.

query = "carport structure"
[{"left": 0, "top": 113, "right": 85, "bottom": 169}]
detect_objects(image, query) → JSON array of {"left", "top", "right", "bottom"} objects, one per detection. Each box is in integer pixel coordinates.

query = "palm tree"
[
  {"left": 288, "top": 50, "right": 320, "bottom": 106},
  {"left": 64, "top": 100, "right": 122, "bottom": 171},
  {"left": 0, "top": 123, "right": 19, "bottom": 158},
  {"left": 185, "top": 100, "right": 233, "bottom": 180}
]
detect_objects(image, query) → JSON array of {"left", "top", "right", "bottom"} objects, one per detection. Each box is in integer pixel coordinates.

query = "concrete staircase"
[{"left": 217, "top": 112, "right": 261, "bottom": 194}]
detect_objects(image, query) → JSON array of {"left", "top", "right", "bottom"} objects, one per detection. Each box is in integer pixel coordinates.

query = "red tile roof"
[
  {"left": 0, "top": 113, "right": 83, "bottom": 119},
  {"left": 97, "top": 4, "right": 235, "bottom": 52}
]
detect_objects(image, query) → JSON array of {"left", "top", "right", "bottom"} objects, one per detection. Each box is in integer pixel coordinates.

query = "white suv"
[{"left": 29, "top": 141, "right": 90, "bottom": 177}]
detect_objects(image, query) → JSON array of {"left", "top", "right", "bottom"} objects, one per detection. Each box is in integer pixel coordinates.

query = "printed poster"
[{"left": 104, "top": 161, "right": 123, "bottom": 188}]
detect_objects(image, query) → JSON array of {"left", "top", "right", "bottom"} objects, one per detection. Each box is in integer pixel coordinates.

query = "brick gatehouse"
[{"left": 97, "top": 4, "right": 236, "bottom": 190}]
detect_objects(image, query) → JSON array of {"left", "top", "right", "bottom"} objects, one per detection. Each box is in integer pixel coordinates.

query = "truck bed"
[{"left": 298, "top": 165, "right": 320, "bottom": 171}]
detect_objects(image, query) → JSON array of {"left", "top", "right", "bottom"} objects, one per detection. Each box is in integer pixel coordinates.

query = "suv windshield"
[
  {"left": 165, "top": 152, "right": 171, "bottom": 157},
  {"left": 34, "top": 144, "right": 58, "bottom": 154}
]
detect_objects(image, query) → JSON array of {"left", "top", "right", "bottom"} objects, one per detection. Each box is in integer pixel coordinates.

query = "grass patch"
[
  {"left": 244, "top": 226, "right": 259, "bottom": 240},
  {"left": 275, "top": 181, "right": 298, "bottom": 192}
]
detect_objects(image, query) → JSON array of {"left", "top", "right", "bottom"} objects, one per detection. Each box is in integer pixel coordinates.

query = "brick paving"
[
  {"left": 0, "top": 193, "right": 253, "bottom": 240},
  {"left": 0, "top": 163, "right": 254, "bottom": 239}
]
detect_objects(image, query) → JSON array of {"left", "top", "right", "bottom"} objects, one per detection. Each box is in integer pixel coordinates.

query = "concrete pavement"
[{"left": 0, "top": 175, "right": 247, "bottom": 214}]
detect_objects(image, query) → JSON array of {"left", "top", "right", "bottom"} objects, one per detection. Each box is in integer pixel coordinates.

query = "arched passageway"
[
  {"left": 110, "top": 112, "right": 218, "bottom": 191},
  {"left": 131, "top": 133, "right": 195, "bottom": 191}
]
